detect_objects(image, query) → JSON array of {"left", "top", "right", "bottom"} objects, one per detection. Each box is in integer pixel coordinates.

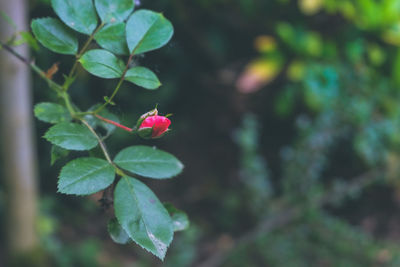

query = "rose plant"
[{"left": 0, "top": 0, "right": 188, "bottom": 261}]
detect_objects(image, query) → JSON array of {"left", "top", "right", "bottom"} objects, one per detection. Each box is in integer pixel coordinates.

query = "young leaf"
[
  {"left": 114, "top": 177, "right": 173, "bottom": 260},
  {"left": 14, "top": 31, "right": 40, "bottom": 51},
  {"left": 125, "top": 67, "right": 161, "bottom": 89},
  {"left": 51, "top": 145, "right": 70, "bottom": 165},
  {"left": 114, "top": 145, "right": 184, "bottom": 179},
  {"left": 58, "top": 157, "right": 115, "bottom": 195},
  {"left": 126, "top": 10, "right": 174, "bottom": 55},
  {"left": 108, "top": 218, "right": 131, "bottom": 244},
  {"left": 51, "top": 0, "right": 98, "bottom": 35},
  {"left": 44, "top": 122, "right": 98, "bottom": 151},
  {"left": 94, "top": 0, "right": 134, "bottom": 23},
  {"left": 34, "top": 102, "right": 71, "bottom": 124},
  {"left": 31, "top": 18, "right": 78, "bottom": 55},
  {"left": 103, "top": 96, "right": 116, "bottom": 105},
  {"left": 94, "top": 23, "right": 129, "bottom": 55},
  {"left": 79, "top": 49, "right": 125, "bottom": 78},
  {"left": 164, "top": 203, "right": 190, "bottom": 232}
]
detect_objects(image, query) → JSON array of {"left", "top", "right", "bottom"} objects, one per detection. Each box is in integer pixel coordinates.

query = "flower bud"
[
  {"left": 135, "top": 108, "right": 158, "bottom": 129},
  {"left": 137, "top": 115, "right": 171, "bottom": 139}
]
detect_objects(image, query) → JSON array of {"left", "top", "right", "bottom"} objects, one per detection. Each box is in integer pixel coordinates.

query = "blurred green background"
[{"left": 4, "top": 0, "right": 400, "bottom": 266}]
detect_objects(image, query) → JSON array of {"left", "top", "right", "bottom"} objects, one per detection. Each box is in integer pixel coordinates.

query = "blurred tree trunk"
[{"left": 0, "top": 0, "right": 39, "bottom": 261}]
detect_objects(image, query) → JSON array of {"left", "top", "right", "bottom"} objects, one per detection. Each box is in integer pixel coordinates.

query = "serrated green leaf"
[
  {"left": 164, "top": 203, "right": 189, "bottom": 232},
  {"left": 58, "top": 157, "right": 115, "bottom": 195},
  {"left": 114, "top": 177, "right": 173, "bottom": 260},
  {"left": 114, "top": 146, "right": 184, "bottom": 179},
  {"left": 51, "top": 145, "right": 70, "bottom": 165},
  {"left": 34, "top": 102, "right": 71, "bottom": 124},
  {"left": 79, "top": 49, "right": 125, "bottom": 78},
  {"left": 51, "top": 0, "right": 98, "bottom": 35},
  {"left": 125, "top": 67, "right": 161, "bottom": 89},
  {"left": 31, "top": 18, "right": 78, "bottom": 55},
  {"left": 126, "top": 10, "right": 174, "bottom": 55},
  {"left": 94, "top": 23, "right": 129, "bottom": 55},
  {"left": 94, "top": 0, "right": 134, "bottom": 23},
  {"left": 108, "top": 218, "right": 131, "bottom": 244},
  {"left": 44, "top": 122, "right": 98, "bottom": 151}
]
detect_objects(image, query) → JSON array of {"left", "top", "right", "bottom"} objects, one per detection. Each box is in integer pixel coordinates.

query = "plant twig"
[
  {"left": 80, "top": 119, "right": 113, "bottom": 164},
  {"left": 65, "top": 22, "right": 105, "bottom": 85},
  {"left": 1, "top": 41, "right": 29, "bottom": 64},
  {"left": 95, "top": 114, "right": 133, "bottom": 132},
  {"left": 94, "top": 47, "right": 138, "bottom": 114},
  {"left": 0, "top": 41, "right": 64, "bottom": 94}
]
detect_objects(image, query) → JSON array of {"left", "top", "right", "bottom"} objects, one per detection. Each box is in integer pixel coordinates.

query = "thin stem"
[
  {"left": 1, "top": 41, "right": 29, "bottom": 64},
  {"left": 95, "top": 114, "right": 133, "bottom": 132},
  {"left": 81, "top": 119, "right": 114, "bottom": 164},
  {"left": 94, "top": 49, "right": 136, "bottom": 114},
  {"left": 1, "top": 41, "right": 64, "bottom": 94},
  {"left": 81, "top": 119, "right": 129, "bottom": 178},
  {"left": 61, "top": 91, "right": 76, "bottom": 116},
  {"left": 65, "top": 22, "right": 105, "bottom": 88}
]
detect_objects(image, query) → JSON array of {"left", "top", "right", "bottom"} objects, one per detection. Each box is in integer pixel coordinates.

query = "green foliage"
[
  {"left": 18, "top": 0, "right": 400, "bottom": 265},
  {"left": 125, "top": 67, "right": 161, "bottom": 89},
  {"left": 44, "top": 122, "right": 98, "bottom": 150},
  {"left": 79, "top": 49, "right": 124, "bottom": 78},
  {"left": 114, "top": 146, "right": 184, "bottom": 179},
  {"left": 114, "top": 177, "right": 173, "bottom": 260},
  {"left": 58, "top": 157, "right": 115, "bottom": 195},
  {"left": 126, "top": 10, "right": 174, "bottom": 54},
  {"left": 94, "top": 23, "right": 129, "bottom": 55},
  {"left": 51, "top": 0, "right": 98, "bottom": 35},
  {"left": 26, "top": 0, "right": 185, "bottom": 260},
  {"left": 94, "top": 0, "right": 134, "bottom": 23},
  {"left": 31, "top": 18, "right": 78, "bottom": 55},
  {"left": 34, "top": 102, "right": 71, "bottom": 124}
]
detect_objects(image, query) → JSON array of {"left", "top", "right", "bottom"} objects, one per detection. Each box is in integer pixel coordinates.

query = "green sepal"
[{"left": 137, "top": 127, "right": 153, "bottom": 139}]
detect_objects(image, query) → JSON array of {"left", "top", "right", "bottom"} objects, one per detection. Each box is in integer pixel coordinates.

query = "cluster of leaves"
[{"left": 25, "top": 0, "right": 188, "bottom": 260}]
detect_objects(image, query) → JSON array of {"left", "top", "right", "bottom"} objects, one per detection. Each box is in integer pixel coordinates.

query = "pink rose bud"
[
  {"left": 135, "top": 107, "right": 158, "bottom": 129},
  {"left": 138, "top": 115, "right": 171, "bottom": 139}
]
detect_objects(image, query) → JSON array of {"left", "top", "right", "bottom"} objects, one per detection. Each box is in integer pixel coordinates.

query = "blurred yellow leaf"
[
  {"left": 236, "top": 58, "right": 282, "bottom": 93},
  {"left": 299, "top": 0, "right": 323, "bottom": 15}
]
